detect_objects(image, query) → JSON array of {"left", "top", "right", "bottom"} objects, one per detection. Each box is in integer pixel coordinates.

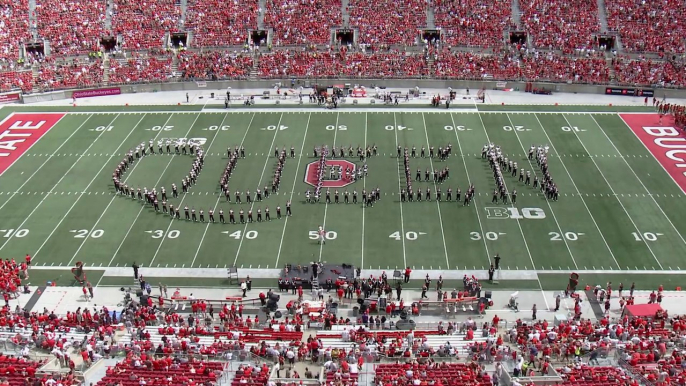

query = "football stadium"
[{"left": 0, "top": 0, "right": 686, "bottom": 385}]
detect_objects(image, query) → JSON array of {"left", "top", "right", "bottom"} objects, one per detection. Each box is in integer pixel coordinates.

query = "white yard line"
[
  {"left": 420, "top": 112, "right": 450, "bottom": 269},
  {"left": 318, "top": 112, "right": 340, "bottom": 263},
  {"left": 474, "top": 112, "right": 549, "bottom": 309},
  {"left": 560, "top": 114, "right": 663, "bottom": 269},
  {"left": 447, "top": 113, "right": 491, "bottom": 266},
  {"left": 361, "top": 112, "right": 367, "bottom": 270},
  {"left": 148, "top": 113, "right": 228, "bottom": 267},
  {"left": 532, "top": 113, "right": 620, "bottom": 269},
  {"left": 189, "top": 113, "right": 254, "bottom": 268},
  {"left": 0, "top": 114, "right": 121, "bottom": 254},
  {"left": 66, "top": 115, "right": 152, "bottom": 266},
  {"left": 274, "top": 112, "right": 312, "bottom": 269},
  {"left": 392, "top": 112, "right": 408, "bottom": 268},
  {"left": 0, "top": 114, "right": 87, "bottom": 212},
  {"left": 504, "top": 113, "right": 579, "bottom": 270},
  {"left": 102, "top": 112, "right": 201, "bottom": 273},
  {"left": 232, "top": 113, "right": 285, "bottom": 267},
  {"left": 593, "top": 114, "right": 686, "bottom": 251}
]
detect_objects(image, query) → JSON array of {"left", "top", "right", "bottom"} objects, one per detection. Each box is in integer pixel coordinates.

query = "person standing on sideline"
[
  {"left": 404, "top": 267, "right": 411, "bottom": 283},
  {"left": 494, "top": 254, "right": 501, "bottom": 270},
  {"left": 186, "top": 93, "right": 189, "bottom": 103},
  {"left": 241, "top": 281, "right": 247, "bottom": 297},
  {"left": 488, "top": 264, "right": 495, "bottom": 281},
  {"left": 532, "top": 304, "right": 537, "bottom": 320},
  {"left": 132, "top": 262, "right": 139, "bottom": 279},
  {"left": 554, "top": 295, "right": 561, "bottom": 312}
]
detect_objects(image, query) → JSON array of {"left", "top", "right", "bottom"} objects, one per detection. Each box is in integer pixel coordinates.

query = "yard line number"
[
  {"left": 561, "top": 126, "right": 586, "bottom": 132},
  {"left": 632, "top": 232, "right": 663, "bottom": 242},
  {"left": 389, "top": 231, "right": 425, "bottom": 241},
  {"left": 92, "top": 126, "right": 114, "bottom": 132},
  {"left": 149, "top": 230, "right": 180, "bottom": 239},
  {"left": 326, "top": 125, "right": 347, "bottom": 131},
  {"left": 72, "top": 229, "right": 104, "bottom": 238},
  {"left": 549, "top": 231, "right": 584, "bottom": 241},
  {"left": 503, "top": 125, "right": 530, "bottom": 132},
  {"left": 310, "top": 231, "right": 337, "bottom": 240},
  {"left": 0, "top": 229, "right": 29, "bottom": 238},
  {"left": 227, "top": 230, "right": 258, "bottom": 240},
  {"left": 204, "top": 125, "right": 230, "bottom": 131},
  {"left": 148, "top": 125, "right": 174, "bottom": 131},
  {"left": 470, "top": 231, "right": 504, "bottom": 241},
  {"left": 444, "top": 125, "right": 470, "bottom": 131}
]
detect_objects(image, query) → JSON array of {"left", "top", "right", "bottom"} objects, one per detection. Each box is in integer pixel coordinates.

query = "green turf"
[{"left": 1, "top": 109, "right": 685, "bottom": 289}]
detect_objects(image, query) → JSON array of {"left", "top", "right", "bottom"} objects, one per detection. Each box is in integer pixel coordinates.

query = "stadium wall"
[{"left": 20, "top": 79, "right": 686, "bottom": 104}]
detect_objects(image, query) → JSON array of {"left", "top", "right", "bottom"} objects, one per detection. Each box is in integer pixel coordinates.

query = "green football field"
[{"left": 1, "top": 106, "right": 685, "bottom": 289}]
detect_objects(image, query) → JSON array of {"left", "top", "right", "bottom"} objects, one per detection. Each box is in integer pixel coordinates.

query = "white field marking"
[
  {"left": 148, "top": 113, "right": 229, "bottom": 267},
  {"left": 561, "top": 113, "right": 663, "bottom": 269},
  {"left": 102, "top": 112, "right": 202, "bottom": 274},
  {"left": 232, "top": 113, "right": 285, "bottom": 267},
  {"left": 474, "top": 112, "right": 549, "bottom": 309},
  {"left": 447, "top": 113, "right": 491, "bottom": 266},
  {"left": 0, "top": 114, "right": 89, "bottom": 212},
  {"left": 361, "top": 112, "right": 367, "bottom": 270},
  {"left": 392, "top": 112, "right": 408, "bottom": 268},
  {"left": 190, "top": 113, "right": 254, "bottom": 268},
  {"left": 532, "top": 113, "right": 620, "bottom": 269},
  {"left": 37, "top": 115, "right": 148, "bottom": 261},
  {"left": 0, "top": 114, "right": 122, "bottom": 254},
  {"left": 318, "top": 112, "right": 340, "bottom": 262},
  {"left": 274, "top": 112, "right": 312, "bottom": 269},
  {"left": 594, "top": 114, "right": 686, "bottom": 249},
  {"left": 66, "top": 114, "right": 152, "bottom": 266},
  {"left": 420, "top": 112, "right": 450, "bottom": 269},
  {"left": 505, "top": 113, "right": 579, "bottom": 270}
]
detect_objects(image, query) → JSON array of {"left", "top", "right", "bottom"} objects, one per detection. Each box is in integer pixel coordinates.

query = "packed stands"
[
  {"left": 98, "top": 357, "right": 224, "bottom": 386},
  {"left": 108, "top": 55, "right": 173, "bottom": 84},
  {"left": 520, "top": 53, "right": 610, "bottom": 84},
  {"left": 258, "top": 50, "right": 427, "bottom": 79},
  {"left": 348, "top": 0, "right": 425, "bottom": 46},
  {"left": 340, "top": 52, "right": 427, "bottom": 78},
  {"left": 0, "top": 355, "right": 48, "bottom": 386},
  {"left": 605, "top": 0, "right": 686, "bottom": 54},
  {"left": 35, "top": 0, "right": 106, "bottom": 56},
  {"left": 178, "top": 51, "right": 253, "bottom": 80},
  {"left": 556, "top": 365, "right": 632, "bottom": 385},
  {"left": 375, "top": 362, "right": 492, "bottom": 386},
  {"left": 265, "top": 0, "right": 342, "bottom": 46},
  {"left": 520, "top": 0, "right": 600, "bottom": 54},
  {"left": 258, "top": 50, "right": 341, "bottom": 79},
  {"left": 433, "top": 0, "right": 513, "bottom": 48},
  {"left": 185, "top": 0, "right": 258, "bottom": 47},
  {"left": 612, "top": 57, "right": 686, "bottom": 87},
  {"left": 0, "top": 0, "right": 31, "bottom": 62},
  {"left": 36, "top": 57, "right": 104, "bottom": 91},
  {"left": 0, "top": 70, "right": 33, "bottom": 92},
  {"left": 112, "top": 0, "right": 180, "bottom": 50},
  {"left": 434, "top": 50, "right": 521, "bottom": 80}
]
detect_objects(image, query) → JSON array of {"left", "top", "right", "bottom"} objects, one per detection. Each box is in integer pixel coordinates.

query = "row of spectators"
[
  {"left": 2, "top": 0, "right": 685, "bottom": 52},
  {"left": 3, "top": 50, "right": 686, "bottom": 92}
]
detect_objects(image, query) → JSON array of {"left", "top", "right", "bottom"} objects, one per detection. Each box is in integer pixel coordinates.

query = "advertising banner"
[{"left": 72, "top": 87, "right": 122, "bottom": 99}]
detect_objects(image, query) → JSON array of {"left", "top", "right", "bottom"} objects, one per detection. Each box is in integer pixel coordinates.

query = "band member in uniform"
[
  {"left": 525, "top": 171, "right": 531, "bottom": 185},
  {"left": 235, "top": 191, "right": 241, "bottom": 203},
  {"left": 344, "top": 190, "right": 350, "bottom": 204},
  {"left": 353, "top": 190, "right": 358, "bottom": 204},
  {"left": 191, "top": 208, "right": 197, "bottom": 222},
  {"left": 169, "top": 204, "right": 175, "bottom": 218},
  {"left": 248, "top": 210, "right": 253, "bottom": 223},
  {"left": 256, "top": 188, "right": 262, "bottom": 202},
  {"left": 172, "top": 183, "right": 178, "bottom": 198},
  {"left": 209, "top": 209, "right": 215, "bottom": 223},
  {"left": 185, "top": 206, "right": 190, "bottom": 220},
  {"left": 229, "top": 209, "right": 236, "bottom": 224},
  {"left": 276, "top": 205, "right": 281, "bottom": 219},
  {"left": 239, "top": 209, "right": 245, "bottom": 224},
  {"left": 512, "top": 189, "right": 517, "bottom": 204},
  {"left": 246, "top": 190, "right": 252, "bottom": 204},
  {"left": 416, "top": 168, "right": 421, "bottom": 181},
  {"left": 199, "top": 209, "right": 205, "bottom": 223},
  {"left": 401, "top": 189, "right": 406, "bottom": 202},
  {"left": 492, "top": 189, "right": 498, "bottom": 204},
  {"left": 257, "top": 208, "right": 262, "bottom": 222},
  {"left": 334, "top": 190, "right": 339, "bottom": 204},
  {"left": 265, "top": 207, "right": 271, "bottom": 221},
  {"left": 286, "top": 200, "right": 292, "bottom": 216},
  {"left": 219, "top": 209, "right": 225, "bottom": 224},
  {"left": 162, "top": 201, "right": 168, "bottom": 213},
  {"left": 290, "top": 146, "right": 295, "bottom": 158}
]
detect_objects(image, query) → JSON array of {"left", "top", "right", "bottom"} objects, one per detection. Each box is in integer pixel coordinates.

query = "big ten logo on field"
[{"left": 484, "top": 207, "right": 546, "bottom": 220}]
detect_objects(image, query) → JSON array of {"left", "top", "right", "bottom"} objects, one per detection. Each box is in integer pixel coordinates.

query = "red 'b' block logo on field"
[{"left": 304, "top": 160, "right": 356, "bottom": 188}]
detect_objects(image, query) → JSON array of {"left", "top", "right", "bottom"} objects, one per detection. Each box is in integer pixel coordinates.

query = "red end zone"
[
  {"left": 0, "top": 113, "right": 65, "bottom": 175},
  {"left": 620, "top": 113, "right": 686, "bottom": 193}
]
